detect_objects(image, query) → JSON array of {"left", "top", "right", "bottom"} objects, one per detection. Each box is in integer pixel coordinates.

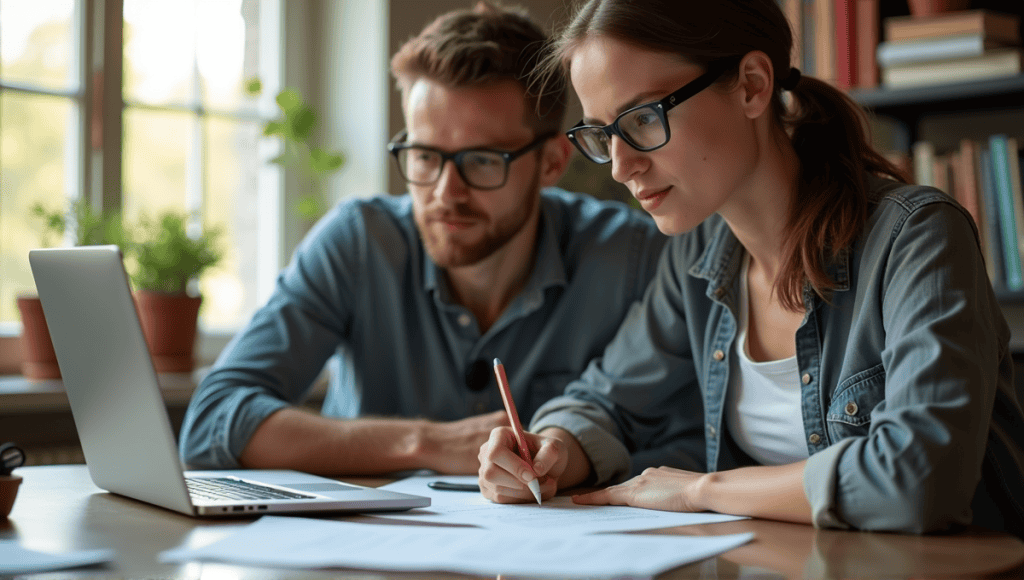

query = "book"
[
  {"left": 932, "top": 153, "right": 951, "bottom": 194},
  {"left": 802, "top": 0, "right": 817, "bottom": 76},
  {"left": 978, "top": 146, "right": 1005, "bottom": 287},
  {"left": 855, "top": 0, "right": 879, "bottom": 88},
  {"left": 912, "top": 140, "right": 936, "bottom": 187},
  {"left": 989, "top": 134, "right": 1024, "bottom": 291},
  {"left": 815, "top": 0, "right": 836, "bottom": 84},
  {"left": 884, "top": 9, "right": 1020, "bottom": 44},
  {"left": 877, "top": 34, "right": 1013, "bottom": 66},
  {"left": 881, "top": 49, "right": 1024, "bottom": 89},
  {"left": 951, "top": 139, "right": 997, "bottom": 283},
  {"left": 834, "top": 0, "right": 857, "bottom": 89}
]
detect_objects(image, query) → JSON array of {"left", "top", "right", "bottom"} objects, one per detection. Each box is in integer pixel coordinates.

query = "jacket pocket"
[{"left": 826, "top": 364, "right": 886, "bottom": 440}]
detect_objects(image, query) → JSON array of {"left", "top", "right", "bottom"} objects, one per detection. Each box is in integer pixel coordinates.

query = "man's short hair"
[{"left": 390, "top": 1, "right": 567, "bottom": 133}]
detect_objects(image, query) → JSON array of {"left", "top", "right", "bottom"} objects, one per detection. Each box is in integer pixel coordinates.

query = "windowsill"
[{"left": 0, "top": 369, "right": 209, "bottom": 414}]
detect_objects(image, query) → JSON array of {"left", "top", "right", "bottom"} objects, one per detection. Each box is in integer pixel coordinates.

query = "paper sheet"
[
  {"left": 0, "top": 541, "right": 114, "bottom": 574},
  {"left": 160, "top": 515, "right": 754, "bottom": 579},
  {"left": 372, "top": 475, "right": 746, "bottom": 532}
]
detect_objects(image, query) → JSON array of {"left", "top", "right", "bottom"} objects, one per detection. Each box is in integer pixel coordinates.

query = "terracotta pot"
[
  {"left": 0, "top": 475, "right": 22, "bottom": 518},
  {"left": 134, "top": 290, "right": 202, "bottom": 373},
  {"left": 15, "top": 295, "right": 61, "bottom": 379},
  {"left": 907, "top": 0, "right": 970, "bottom": 17}
]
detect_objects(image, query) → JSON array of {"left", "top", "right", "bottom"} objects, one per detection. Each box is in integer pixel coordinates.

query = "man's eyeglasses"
[
  {"left": 387, "top": 131, "right": 556, "bottom": 190},
  {"left": 566, "top": 60, "right": 735, "bottom": 164}
]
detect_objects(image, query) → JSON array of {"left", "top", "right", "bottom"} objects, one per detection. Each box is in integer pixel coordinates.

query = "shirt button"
[
  {"left": 713, "top": 349, "right": 725, "bottom": 361},
  {"left": 707, "top": 424, "right": 717, "bottom": 437},
  {"left": 457, "top": 313, "right": 472, "bottom": 327},
  {"left": 801, "top": 373, "right": 812, "bottom": 385},
  {"left": 809, "top": 433, "right": 821, "bottom": 444},
  {"left": 845, "top": 402, "right": 858, "bottom": 416}
]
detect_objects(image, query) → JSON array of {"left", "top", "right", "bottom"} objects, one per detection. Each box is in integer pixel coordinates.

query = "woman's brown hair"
[{"left": 542, "top": 0, "right": 910, "bottom": 311}]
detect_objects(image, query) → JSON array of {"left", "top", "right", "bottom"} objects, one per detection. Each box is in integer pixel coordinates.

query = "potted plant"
[
  {"left": 126, "top": 211, "right": 223, "bottom": 373},
  {"left": 247, "top": 79, "right": 345, "bottom": 222},
  {"left": 20, "top": 200, "right": 124, "bottom": 379}
]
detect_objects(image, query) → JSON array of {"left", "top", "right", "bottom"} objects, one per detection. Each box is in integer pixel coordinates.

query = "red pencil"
[{"left": 493, "top": 358, "right": 542, "bottom": 504}]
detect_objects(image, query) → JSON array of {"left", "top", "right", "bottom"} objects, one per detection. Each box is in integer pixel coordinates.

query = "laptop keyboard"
[{"left": 186, "top": 477, "right": 316, "bottom": 501}]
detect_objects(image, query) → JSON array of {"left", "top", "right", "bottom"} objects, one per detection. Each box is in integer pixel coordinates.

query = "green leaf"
[
  {"left": 244, "top": 77, "right": 263, "bottom": 96},
  {"left": 310, "top": 148, "right": 345, "bottom": 173},
  {"left": 276, "top": 88, "right": 303, "bottom": 114},
  {"left": 294, "top": 195, "right": 325, "bottom": 221},
  {"left": 288, "top": 105, "right": 316, "bottom": 141},
  {"left": 263, "top": 120, "right": 286, "bottom": 137}
]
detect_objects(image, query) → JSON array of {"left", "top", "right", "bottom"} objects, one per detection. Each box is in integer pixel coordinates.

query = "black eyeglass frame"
[
  {"left": 387, "top": 130, "right": 557, "bottom": 190},
  {"left": 566, "top": 60, "right": 735, "bottom": 164}
]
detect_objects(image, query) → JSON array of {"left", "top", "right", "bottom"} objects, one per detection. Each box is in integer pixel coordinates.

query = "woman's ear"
[
  {"left": 539, "top": 133, "right": 573, "bottom": 187},
  {"left": 736, "top": 51, "right": 775, "bottom": 120}
]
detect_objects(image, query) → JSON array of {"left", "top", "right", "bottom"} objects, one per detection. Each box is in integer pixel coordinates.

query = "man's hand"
[{"left": 420, "top": 410, "right": 509, "bottom": 474}]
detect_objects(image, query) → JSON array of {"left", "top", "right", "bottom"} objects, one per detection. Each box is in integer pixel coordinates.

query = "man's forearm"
[
  {"left": 238, "top": 407, "right": 436, "bottom": 475},
  {"left": 238, "top": 407, "right": 506, "bottom": 475}
]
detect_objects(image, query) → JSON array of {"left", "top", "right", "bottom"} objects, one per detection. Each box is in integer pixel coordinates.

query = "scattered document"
[
  {"left": 160, "top": 515, "right": 754, "bottom": 578},
  {"left": 373, "top": 475, "right": 746, "bottom": 533},
  {"left": 0, "top": 541, "right": 114, "bottom": 575}
]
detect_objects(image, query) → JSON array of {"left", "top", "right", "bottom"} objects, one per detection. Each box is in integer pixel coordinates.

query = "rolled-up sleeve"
[
  {"left": 530, "top": 240, "right": 707, "bottom": 485},
  {"left": 804, "top": 198, "right": 1009, "bottom": 533},
  {"left": 178, "top": 205, "right": 362, "bottom": 468}
]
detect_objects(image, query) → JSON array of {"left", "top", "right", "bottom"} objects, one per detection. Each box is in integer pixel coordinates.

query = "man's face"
[{"left": 403, "top": 78, "right": 543, "bottom": 269}]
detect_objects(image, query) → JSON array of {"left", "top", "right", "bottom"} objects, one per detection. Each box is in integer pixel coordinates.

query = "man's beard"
[{"left": 415, "top": 169, "right": 541, "bottom": 269}]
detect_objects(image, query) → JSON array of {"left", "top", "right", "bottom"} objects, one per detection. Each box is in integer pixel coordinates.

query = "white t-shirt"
[{"left": 724, "top": 253, "right": 810, "bottom": 466}]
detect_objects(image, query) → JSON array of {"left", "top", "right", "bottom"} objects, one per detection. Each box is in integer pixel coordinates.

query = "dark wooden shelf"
[{"left": 850, "top": 75, "right": 1024, "bottom": 111}]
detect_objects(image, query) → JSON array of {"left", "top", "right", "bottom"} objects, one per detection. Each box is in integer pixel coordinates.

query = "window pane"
[
  {"left": 202, "top": 116, "right": 262, "bottom": 329},
  {"left": 198, "top": 0, "right": 256, "bottom": 113},
  {"left": 122, "top": 108, "right": 190, "bottom": 221},
  {"left": 0, "top": 92, "right": 74, "bottom": 324},
  {"left": 123, "top": 1, "right": 196, "bottom": 106},
  {"left": 0, "top": 0, "right": 77, "bottom": 92}
]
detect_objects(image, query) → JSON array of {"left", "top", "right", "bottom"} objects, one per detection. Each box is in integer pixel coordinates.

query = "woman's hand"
[
  {"left": 478, "top": 427, "right": 568, "bottom": 503},
  {"left": 571, "top": 466, "right": 708, "bottom": 512}
]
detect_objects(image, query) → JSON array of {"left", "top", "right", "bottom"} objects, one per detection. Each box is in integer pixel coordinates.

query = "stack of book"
[
  {"left": 909, "top": 135, "right": 1024, "bottom": 292},
  {"left": 877, "top": 10, "right": 1022, "bottom": 89}
]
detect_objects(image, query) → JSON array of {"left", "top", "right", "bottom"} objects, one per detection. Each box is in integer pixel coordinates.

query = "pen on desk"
[
  {"left": 493, "top": 357, "right": 543, "bottom": 505},
  {"left": 427, "top": 481, "right": 481, "bottom": 492}
]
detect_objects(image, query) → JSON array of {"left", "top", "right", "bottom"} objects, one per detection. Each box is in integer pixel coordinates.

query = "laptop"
[{"left": 29, "top": 245, "right": 430, "bottom": 517}]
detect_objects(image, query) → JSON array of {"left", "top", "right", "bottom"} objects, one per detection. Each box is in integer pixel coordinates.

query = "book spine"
[
  {"left": 979, "top": 147, "right": 1005, "bottom": 287},
  {"left": 784, "top": 0, "right": 803, "bottom": 71},
  {"left": 989, "top": 135, "right": 1023, "bottom": 291},
  {"left": 876, "top": 35, "right": 986, "bottom": 66},
  {"left": 855, "top": 0, "right": 879, "bottom": 88},
  {"left": 815, "top": 0, "right": 836, "bottom": 84},
  {"left": 1009, "top": 138, "right": 1024, "bottom": 272},
  {"left": 802, "top": 0, "right": 817, "bottom": 75},
  {"left": 834, "top": 0, "right": 857, "bottom": 88}
]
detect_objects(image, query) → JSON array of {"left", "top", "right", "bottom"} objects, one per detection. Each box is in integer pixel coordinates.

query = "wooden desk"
[{"left": 3, "top": 466, "right": 1023, "bottom": 579}]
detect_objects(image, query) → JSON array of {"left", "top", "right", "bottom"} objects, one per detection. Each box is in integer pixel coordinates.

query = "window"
[{"left": 1, "top": 0, "right": 283, "bottom": 338}]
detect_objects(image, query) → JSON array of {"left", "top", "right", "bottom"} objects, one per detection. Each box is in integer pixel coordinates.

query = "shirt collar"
[{"left": 687, "top": 215, "right": 852, "bottom": 308}]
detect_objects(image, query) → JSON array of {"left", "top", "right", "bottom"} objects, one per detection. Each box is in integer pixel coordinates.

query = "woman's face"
[{"left": 569, "top": 36, "right": 763, "bottom": 236}]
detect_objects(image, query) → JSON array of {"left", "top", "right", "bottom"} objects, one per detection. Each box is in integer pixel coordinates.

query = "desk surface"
[{"left": 3, "top": 465, "right": 1023, "bottom": 580}]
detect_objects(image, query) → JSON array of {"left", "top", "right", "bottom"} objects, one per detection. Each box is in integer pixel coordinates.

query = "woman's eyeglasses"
[
  {"left": 566, "top": 60, "right": 734, "bottom": 164},
  {"left": 387, "top": 131, "right": 556, "bottom": 190}
]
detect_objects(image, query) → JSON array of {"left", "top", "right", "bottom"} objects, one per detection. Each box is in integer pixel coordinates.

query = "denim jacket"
[{"left": 531, "top": 177, "right": 1024, "bottom": 535}]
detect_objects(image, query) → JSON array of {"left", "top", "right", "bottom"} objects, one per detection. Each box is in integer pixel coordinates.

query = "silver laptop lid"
[{"left": 29, "top": 246, "right": 195, "bottom": 515}]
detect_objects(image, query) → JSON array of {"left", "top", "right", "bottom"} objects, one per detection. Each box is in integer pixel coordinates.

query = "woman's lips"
[{"left": 635, "top": 186, "right": 671, "bottom": 211}]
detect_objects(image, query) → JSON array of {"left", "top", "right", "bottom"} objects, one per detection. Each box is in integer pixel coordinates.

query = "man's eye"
[{"left": 466, "top": 154, "right": 500, "bottom": 167}]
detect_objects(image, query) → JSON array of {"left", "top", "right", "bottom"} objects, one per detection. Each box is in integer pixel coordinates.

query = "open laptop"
[{"left": 29, "top": 245, "right": 429, "bottom": 517}]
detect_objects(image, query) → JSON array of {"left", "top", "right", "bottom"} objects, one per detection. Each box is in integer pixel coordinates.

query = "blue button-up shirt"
[
  {"left": 179, "top": 188, "right": 667, "bottom": 469},
  {"left": 532, "top": 177, "right": 1024, "bottom": 535}
]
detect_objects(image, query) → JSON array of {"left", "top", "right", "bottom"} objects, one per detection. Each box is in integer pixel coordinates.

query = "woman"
[{"left": 478, "top": 0, "right": 1024, "bottom": 535}]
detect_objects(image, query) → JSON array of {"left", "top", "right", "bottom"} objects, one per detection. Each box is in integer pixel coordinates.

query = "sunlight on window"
[
  {"left": 0, "top": 0, "right": 76, "bottom": 92},
  {"left": 0, "top": 94, "right": 73, "bottom": 323}
]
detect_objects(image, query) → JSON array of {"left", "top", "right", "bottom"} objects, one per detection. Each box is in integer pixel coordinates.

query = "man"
[{"left": 178, "top": 1, "right": 667, "bottom": 475}]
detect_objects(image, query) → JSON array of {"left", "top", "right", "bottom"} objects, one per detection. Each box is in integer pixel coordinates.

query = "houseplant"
[
  {"left": 126, "top": 211, "right": 223, "bottom": 373},
  {"left": 20, "top": 200, "right": 124, "bottom": 379},
  {"left": 247, "top": 79, "right": 345, "bottom": 222}
]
